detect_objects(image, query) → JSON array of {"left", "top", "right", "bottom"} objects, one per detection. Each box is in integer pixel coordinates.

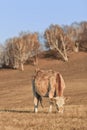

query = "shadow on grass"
[
  {"left": 0, "top": 109, "right": 33, "bottom": 114},
  {"left": 0, "top": 109, "right": 57, "bottom": 114}
]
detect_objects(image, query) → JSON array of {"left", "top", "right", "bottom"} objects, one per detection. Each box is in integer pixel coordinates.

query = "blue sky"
[{"left": 0, "top": 0, "right": 87, "bottom": 43}]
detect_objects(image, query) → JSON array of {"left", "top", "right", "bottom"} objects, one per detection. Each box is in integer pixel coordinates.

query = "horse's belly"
[{"left": 35, "top": 79, "right": 49, "bottom": 97}]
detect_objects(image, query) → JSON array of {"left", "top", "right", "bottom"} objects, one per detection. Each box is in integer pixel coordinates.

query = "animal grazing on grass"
[{"left": 32, "top": 69, "right": 66, "bottom": 113}]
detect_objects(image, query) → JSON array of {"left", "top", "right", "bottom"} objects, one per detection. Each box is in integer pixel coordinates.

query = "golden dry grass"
[
  {"left": 0, "top": 105, "right": 87, "bottom": 130},
  {"left": 0, "top": 52, "right": 87, "bottom": 130}
]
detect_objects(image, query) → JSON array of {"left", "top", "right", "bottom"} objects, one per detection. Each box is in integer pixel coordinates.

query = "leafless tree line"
[
  {"left": 0, "top": 21, "right": 87, "bottom": 70},
  {"left": 0, "top": 32, "right": 40, "bottom": 70}
]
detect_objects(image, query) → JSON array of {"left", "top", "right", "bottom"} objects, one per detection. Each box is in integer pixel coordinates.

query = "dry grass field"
[{"left": 0, "top": 52, "right": 87, "bottom": 130}]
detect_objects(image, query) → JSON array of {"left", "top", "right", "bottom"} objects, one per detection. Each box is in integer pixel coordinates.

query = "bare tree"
[
  {"left": 20, "top": 32, "right": 40, "bottom": 66},
  {"left": 63, "top": 23, "right": 80, "bottom": 52},
  {"left": 44, "top": 25, "right": 68, "bottom": 61},
  {"left": 78, "top": 21, "right": 87, "bottom": 51},
  {"left": 5, "top": 37, "right": 28, "bottom": 70},
  {"left": 0, "top": 44, "right": 5, "bottom": 68},
  {"left": 5, "top": 32, "right": 40, "bottom": 70}
]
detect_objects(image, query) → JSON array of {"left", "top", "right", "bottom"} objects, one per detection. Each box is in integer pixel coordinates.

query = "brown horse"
[{"left": 32, "top": 69, "right": 66, "bottom": 113}]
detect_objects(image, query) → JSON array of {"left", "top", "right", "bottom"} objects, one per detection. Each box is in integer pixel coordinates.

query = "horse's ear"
[
  {"left": 50, "top": 98, "right": 56, "bottom": 101},
  {"left": 64, "top": 96, "right": 71, "bottom": 102},
  {"left": 50, "top": 97, "right": 59, "bottom": 101},
  {"left": 53, "top": 97, "right": 59, "bottom": 100},
  {"left": 35, "top": 67, "right": 40, "bottom": 72}
]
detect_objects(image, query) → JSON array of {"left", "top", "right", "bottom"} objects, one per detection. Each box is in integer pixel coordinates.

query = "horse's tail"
[{"left": 56, "top": 73, "right": 65, "bottom": 96}]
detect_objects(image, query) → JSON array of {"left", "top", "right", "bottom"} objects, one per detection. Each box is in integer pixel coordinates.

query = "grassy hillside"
[{"left": 0, "top": 52, "right": 87, "bottom": 130}]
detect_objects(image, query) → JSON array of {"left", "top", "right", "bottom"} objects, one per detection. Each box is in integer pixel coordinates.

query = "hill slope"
[
  {"left": 0, "top": 52, "right": 87, "bottom": 130},
  {"left": 0, "top": 52, "right": 87, "bottom": 108}
]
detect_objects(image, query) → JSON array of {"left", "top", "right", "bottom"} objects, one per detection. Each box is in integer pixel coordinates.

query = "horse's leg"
[
  {"left": 48, "top": 85, "right": 55, "bottom": 113},
  {"left": 34, "top": 96, "right": 39, "bottom": 113},
  {"left": 49, "top": 101, "right": 53, "bottom": 112},
  {"left": 49, "top": 94, "right": 54, "bottom": 112}
]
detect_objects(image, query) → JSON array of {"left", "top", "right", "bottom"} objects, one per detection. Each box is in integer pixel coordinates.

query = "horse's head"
[{"left": 53, "top": 96, "right": 65, "bottom": 113}]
